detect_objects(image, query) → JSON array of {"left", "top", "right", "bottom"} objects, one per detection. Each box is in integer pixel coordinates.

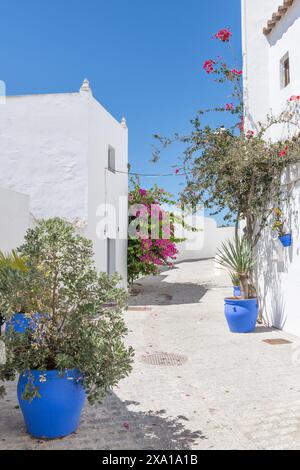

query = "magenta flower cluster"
[{"left": 140, "top": 239, "right": 178, "bottom": 268}]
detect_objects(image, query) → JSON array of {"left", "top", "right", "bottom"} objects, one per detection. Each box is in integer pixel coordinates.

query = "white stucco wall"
[
  {"left": 0, "top": 188, "right": 30, "bottom": 252},
  {"left": 242, "top": 0, "right": 300, "bottom": 335},
  {"left": 215, "top": 227, "right": 236, "bottom": 251},
  {"left": 0, "top": 92, "right": 89, "bottom": 220},
  {"left": 0, "top": 83, "right": 128, "bottom": 283},
  {"left": 175, "top": 217, "right": 217, "bottom": 262},
  {"left": 243, "top": 0, "right": 300, "bottom": 131},
  {"left": 175, "top": 216, "right": 235, "bottom": 262},
  {"left": 84, "top": 93, "right": 128, "bottom": 282}
]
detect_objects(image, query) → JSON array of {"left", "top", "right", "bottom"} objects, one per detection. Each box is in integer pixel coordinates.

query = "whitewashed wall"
[
  {"left": 243, "top": 0, "right": 300, "bottom": 335},
  {"left": 0, "top": 83, "right": 128, "bottom": 283},
  {"left": 84, "top": 91, "right": 128, "bottom": 283},
  {"left": 0, "top": 188, "right": 30, "bottom": 252},
  {"left": 215, "top": 227, "right": 236, "bottom": 251},
  {"left": 175, "top": 216, "right": 235, "bottom": 262}
]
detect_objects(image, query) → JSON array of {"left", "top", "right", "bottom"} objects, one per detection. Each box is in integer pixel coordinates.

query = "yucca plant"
[
  {"left": 229, "top": 272, "right": 240, "bottom": 287},
  {"left": 0, "top": 250, "right": 28, "bottom": 272},
  {"left": 0, "top": 251, "right": 28, "bottom": 332},
  {"left": 216, "top": 237, "right": 256, "bottom": 299}
]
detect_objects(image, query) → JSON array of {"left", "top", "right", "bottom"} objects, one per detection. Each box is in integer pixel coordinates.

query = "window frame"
[
  {"left": 280, "top": 53, "right": 290, "bottom": 89},
  {"left": 108, "top": 145, "right": 116, "bottom": 173}
]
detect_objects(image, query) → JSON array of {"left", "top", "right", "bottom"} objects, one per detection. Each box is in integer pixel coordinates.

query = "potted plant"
[
  {"left": 216, "top": 237, "right": 258, "bottom": 333},
  {"left": 230, "top": 272, "right": 241, "bottom": 298},
  {"left": 0, "top": 218, "right": 134, "bottom": 439},
  {"left": 272, "top": 208, "right": 292, "bottom": 247},
  {"left": 0, "top": 250, "right": 31, "bottom": 334}
]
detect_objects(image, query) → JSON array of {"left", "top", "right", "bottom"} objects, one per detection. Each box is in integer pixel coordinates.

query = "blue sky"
[{"left": 0, "top": 0, "right": 242, "bottom": 225}]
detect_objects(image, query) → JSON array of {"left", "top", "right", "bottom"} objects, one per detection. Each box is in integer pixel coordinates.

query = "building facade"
[
  {"left": 242, "top": 0, "right": 300, "bottom": 335},
  {"left": 0, "top": 80, "right": 128, "bottom": 284}
]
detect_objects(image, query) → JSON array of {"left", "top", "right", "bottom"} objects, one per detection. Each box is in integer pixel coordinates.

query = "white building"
[
  {"left": 0, "top": 80, "right": 128, "bottom": 283},
  {"left": 242, "top": 0, "right": 300, "bottom": 335}
]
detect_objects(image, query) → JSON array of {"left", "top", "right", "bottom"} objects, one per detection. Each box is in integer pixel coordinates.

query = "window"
[
  {"left": 108, "top": 146, "right": 116, "bottom": 173},
  {"left": 107, "top": 238, "right": 116, "bottom": 275},
  {"left": 281, "top": 53, "right": 290, "bottom": 89}
]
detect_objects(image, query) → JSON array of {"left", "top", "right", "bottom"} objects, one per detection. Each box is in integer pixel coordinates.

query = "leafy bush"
[{"left": 0, "top": 218, "right": 134, "bottom": 403}]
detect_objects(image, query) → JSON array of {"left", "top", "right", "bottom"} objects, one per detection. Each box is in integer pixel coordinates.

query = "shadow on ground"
[
  {"left": 0, "top": 390, "right": 206, "bottom": 450},
  {"left": 254, "top": 325, "right": 280, "bottom": 334},
  {"left": 129, "top": 275, "right": 209, "bottom": 306}
]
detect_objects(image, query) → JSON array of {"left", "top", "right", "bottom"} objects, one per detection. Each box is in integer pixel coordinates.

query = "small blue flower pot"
[
  {"left": 233, "top": 286, "right": 241, "bottom": 297},
  {"left": 224, "top": 298, "right": 259, "bottom": 333},
  {"left": 279, "top": 234, "right": 292, "bottom": 247},
  {"left": 18, "top": 369, "right": 86, "bottom": 439},
  {"left": 6, "top": 313, "right": 42, "bottom": 334}
]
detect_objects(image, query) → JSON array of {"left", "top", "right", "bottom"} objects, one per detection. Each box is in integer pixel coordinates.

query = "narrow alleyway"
[{"left": 1, "top": 259, "right": 300, "bottom": 450}]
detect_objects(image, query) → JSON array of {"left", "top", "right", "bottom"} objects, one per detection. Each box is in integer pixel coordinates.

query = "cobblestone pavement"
[{"left": 1, "top": 259, "right": 300, "bottom": 450}]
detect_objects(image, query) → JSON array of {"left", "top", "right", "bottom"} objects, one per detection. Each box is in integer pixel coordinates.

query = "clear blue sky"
[{"left": 0, "top": 0, "right": 242, "bottom": 225}]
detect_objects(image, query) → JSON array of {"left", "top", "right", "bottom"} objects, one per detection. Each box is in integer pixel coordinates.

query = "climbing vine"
[{"left": 153, "top": 28, "right": 300, "bottom": 250}]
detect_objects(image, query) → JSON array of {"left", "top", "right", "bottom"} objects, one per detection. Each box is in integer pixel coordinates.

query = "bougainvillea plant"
[
  {"left": 153, "top": 28, "right": 300, "bottom": 295},
  {"left": 153, "top": 28, "right": 300, "bottom": 246},
  {"left": 128, "top": 178, "right": 187, "bottom": 285}
]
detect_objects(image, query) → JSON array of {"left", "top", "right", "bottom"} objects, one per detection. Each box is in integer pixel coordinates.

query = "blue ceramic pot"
[
  {"left": 224, "top": 298, "right": 259, "bottom": 333},
  {"left": 5, "top": 313, "right": 45, "bottom": 334},
  {"left": 279, "top": 234, "right": 292, "bottom": 248},
  {"left": 233, "top": 286, "right": 241, "bottom": 297},
  {"left": 18, "top": 369, "right": 86, "bottom": 439}
]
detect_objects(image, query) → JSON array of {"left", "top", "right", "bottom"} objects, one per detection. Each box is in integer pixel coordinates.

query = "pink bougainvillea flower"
[
  {"left": 246, "top": 130, "right": 255, "bottom": 138},
  {"left": 279, "top": 146, "right": 289, "bottom": 157},
  {"left": 225, "top": 103, "right": 234, "bottom": 111},
  {"left": 203, "top": 59, "right": 216, "bottom": 74},
  {"left": 139, "top": 189, "right": 147, "bottom": 197},
  {"left": 289, "top": 95, "right": 300, "bottom": 102},
  {"left": 231, "top": 68, "right": 243, "bottom": 76},
  {"left": 175, "top": 169, "right": 180, "bottom": 174},
  {"left": 214, "top": 28, "right": 232, "bottom": 43}
]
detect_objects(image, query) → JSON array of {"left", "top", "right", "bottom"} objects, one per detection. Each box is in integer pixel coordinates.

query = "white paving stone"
[{"left": 1, "top": 259, "right": 300, "bottom": 449}]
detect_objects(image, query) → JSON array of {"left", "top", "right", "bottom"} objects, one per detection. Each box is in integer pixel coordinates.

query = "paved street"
[{"left": 1, "top": 259, "right": 300, "bottom": 450}]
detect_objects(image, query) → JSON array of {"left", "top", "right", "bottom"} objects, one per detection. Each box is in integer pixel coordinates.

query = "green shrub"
[{"left": 0, "top": 218, "right": 134, "bottom": 403}]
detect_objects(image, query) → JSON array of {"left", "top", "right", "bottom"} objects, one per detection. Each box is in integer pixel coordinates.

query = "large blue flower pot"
[
  {"left": 224, "top": 298, "right": 259, "bottom": 333},
  {"left": 18, "top": 369, "right": 86, "bottom": 439},
  {"left": 6, "top": 313, "right": 45, "bottom": 334},
  {"left": 233, "top": 286, "right": 241, "bottom": 297},
  {"left": 6, "top": 313, "right": 33, "bottom": 333},
  {"left": 279, "top": 234, "right": 292, "bottom": 248}
]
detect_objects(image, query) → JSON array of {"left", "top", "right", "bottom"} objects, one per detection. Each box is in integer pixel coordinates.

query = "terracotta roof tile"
[{"left": 263, "top": 0, "right": 294, "bottom": 35}]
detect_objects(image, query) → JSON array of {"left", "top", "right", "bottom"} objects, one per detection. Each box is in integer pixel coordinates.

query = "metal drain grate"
[
  {"left": 263, "top": 339, "right": 292, "bottom": 345},
  {"left": 141, "top": 352, "right": 188, "bottom": 367}
]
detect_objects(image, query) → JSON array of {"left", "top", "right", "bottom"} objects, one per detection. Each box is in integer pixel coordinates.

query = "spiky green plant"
[
  {"left": 0, "top": 251, "right": 28, "bottom": 328},
  {"left": 0, "top": 250, "right": 28, "bottom": 272},
  {"left": 216, "top": 237, "right": 256, "bottom": 299},
  {"left": 229, "top": 272, "right": 240, "bottom": 287}
]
